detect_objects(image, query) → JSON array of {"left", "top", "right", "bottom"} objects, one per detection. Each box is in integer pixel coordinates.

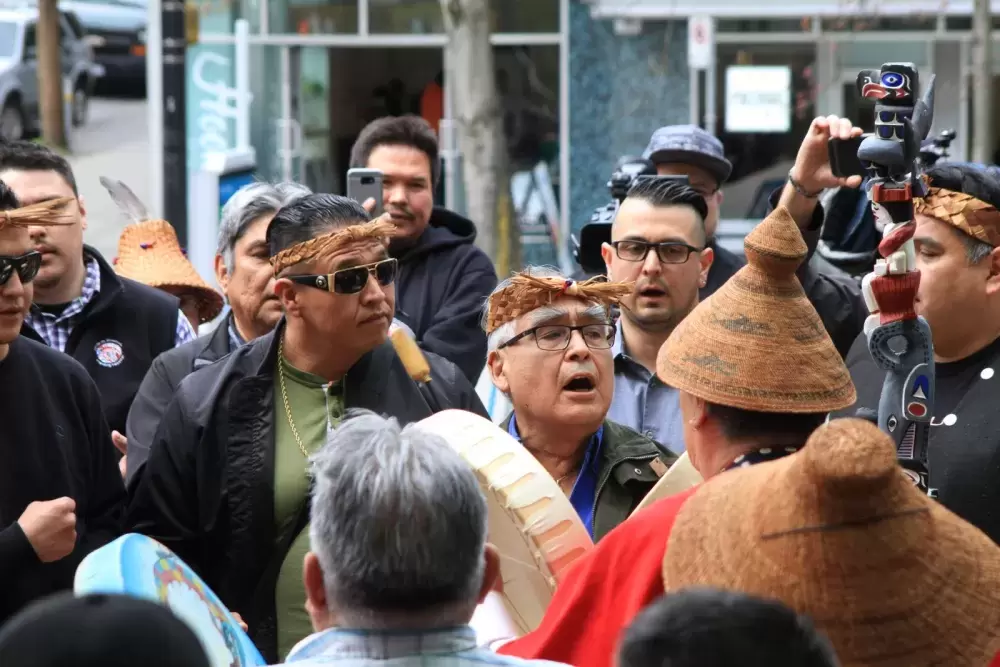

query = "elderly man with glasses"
[
  {"left": 483, "top": 268, "right": 675, "bottom": 542},
  {"left": 127, "top": 194, "right": 486, "bottom": 663}
]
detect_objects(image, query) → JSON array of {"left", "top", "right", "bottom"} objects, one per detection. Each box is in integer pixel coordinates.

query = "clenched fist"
[{"left": 18, "top": 497, "right": 77, "bottom": 563}]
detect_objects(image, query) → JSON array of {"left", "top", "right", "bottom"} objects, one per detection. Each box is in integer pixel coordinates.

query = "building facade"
[{"left": 186, "top": 0, "right": 999, "bottom": 264}]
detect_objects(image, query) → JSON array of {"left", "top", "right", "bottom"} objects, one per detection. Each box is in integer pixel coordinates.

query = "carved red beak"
[{"left": 862, "top": 82, "right": 889, "bottom": 100}]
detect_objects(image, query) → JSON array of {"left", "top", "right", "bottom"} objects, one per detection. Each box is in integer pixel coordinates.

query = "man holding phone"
[{"left": 348, "top": 116, "right": 497, "bottom": 384}]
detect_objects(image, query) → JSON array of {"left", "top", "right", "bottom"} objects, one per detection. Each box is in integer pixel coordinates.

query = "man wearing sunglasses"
[
  {"left": 127, "top": 194, "right": 486, "bottom": 663},
  {"left": 0, "top": 181, "right": 124, "bottom": 625},
  {"left": 484, "top": 268, "right": 675, "bottom": 542}
]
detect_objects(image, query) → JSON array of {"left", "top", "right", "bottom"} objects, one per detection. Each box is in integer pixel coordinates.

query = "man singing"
[{"left": 127, "top": 194, "right": 486, "bottom": 662}]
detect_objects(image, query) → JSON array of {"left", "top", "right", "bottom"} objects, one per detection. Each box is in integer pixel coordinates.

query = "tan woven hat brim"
[
  {"left": 662, "top": 420, "right": 1000, "bottom": 665},
  {"left": 656, "top": 207, "right": 855, "bottom": 413},
  {"left": 115, "top": 220, "right": 224, "bottom": 323}
]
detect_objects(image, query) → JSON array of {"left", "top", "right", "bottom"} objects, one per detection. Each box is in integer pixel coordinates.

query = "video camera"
[{"left": 571, "top": 157, "right": 689, "bottom": 276}]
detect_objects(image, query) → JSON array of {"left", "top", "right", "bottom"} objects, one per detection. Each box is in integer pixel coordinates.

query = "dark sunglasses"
[
  {"left": 0, "top": 251, "right": 42, "bottom": 286},
  {"left": 288, "top": 258, "right": 398, "bottom": 295}
]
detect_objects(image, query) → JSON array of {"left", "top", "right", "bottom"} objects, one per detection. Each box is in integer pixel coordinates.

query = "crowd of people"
[{"left": 1, "top": 102, "right": 1000, "bottom": 667}]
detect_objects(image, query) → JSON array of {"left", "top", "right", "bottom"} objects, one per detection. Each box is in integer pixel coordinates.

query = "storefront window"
[
  {"left": 714, "top": 45, "right": 816, "bottom": 221},
  {"left": 368, "top": 0, "right": 558, "bottom": 34},
  {"left": 716, "top": 18, "right": 811, "bottom": 33},
  {"left": 821, "top": 15, "right": 936, "bottom": 32},
  {"left": 190, "top": 0, "right": 261, "bottom": 34},
  {"left": 269, "top": 0, "right": 358, "bottom": 34}
]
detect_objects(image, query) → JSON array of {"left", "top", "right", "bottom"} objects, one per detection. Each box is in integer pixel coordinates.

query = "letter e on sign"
[{"left": 688, "top": 15, "right": 714, "bottom": 71}]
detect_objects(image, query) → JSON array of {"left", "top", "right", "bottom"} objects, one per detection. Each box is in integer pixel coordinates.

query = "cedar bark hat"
[
  {"left": 113, "top": 220, "right": 224, "bottom": 324},
  {"left": 656, "top": 206, "right": 855, "bottom": 413},
  {"left": 661, "top": 418, "right": 1000, "bottom": 665}
]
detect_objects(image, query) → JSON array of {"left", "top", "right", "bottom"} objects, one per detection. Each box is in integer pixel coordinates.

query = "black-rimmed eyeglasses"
[
  {"left": 0, "top": 251, "right": 41, "bottom": 286},
  {"left": 287, "top": 258, "right": 397, "bottom": 295},
  {"left": 611, "top": 240, "right": 701, "bottom": 264},
  {"left": 498, "top": 323, "right": 616, "bottom": 352}
]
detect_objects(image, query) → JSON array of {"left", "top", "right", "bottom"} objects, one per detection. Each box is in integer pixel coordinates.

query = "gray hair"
[
  {"left": 309, "top": 410, "right": 487, "bottom": 626},
  {"left": 483, "top": 265, "right": 610, "bottom": 354},
  {"left": 217, "top": 181, "right": 312, "bottom": 269},
  {"left": 960, "top": 232, "right": 994, "bottom": 264}
]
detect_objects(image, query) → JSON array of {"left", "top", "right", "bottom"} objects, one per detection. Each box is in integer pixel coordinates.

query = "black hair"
[
  {"left": 623, "top": 178, "right": 710, "bottom": 244},
  {"left": 0, "top": 179, "right": 20, "bottom": 211},
  {"left": 618, "top": 588, "right": 840, "bottom": 667},
  {"left": 924, "top": 163, "right": 1000, "bottom": 263},
  {"left": 266, "top": 194, "right": 370, "bottom": 261},
  {"left": 0, "top": 141, "right": 78, "bottom": 196},
  {"left": 705, "top": 402, "right": 826, "bottom": 445},
  {"left": 349, "top": 115, "right": 441, "bottom": 185}
]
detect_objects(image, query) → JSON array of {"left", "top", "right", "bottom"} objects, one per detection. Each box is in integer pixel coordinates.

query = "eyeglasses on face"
[
  {"left": 498, "top": 323, "right": 616, "bottom": 352},
  {"left": 612, "top": 240, "right": 701, "bottom": 264},
  {"left": 287, "top": 258, "right": 398, "bottom": 294},
  {"left": 0, "top": 251, "right": 42, "bottom": 286}
]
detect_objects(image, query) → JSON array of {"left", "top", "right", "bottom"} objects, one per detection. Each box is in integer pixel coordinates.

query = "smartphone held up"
[{"left": 347, "top": 168, "right": 384, "bottom": 216}]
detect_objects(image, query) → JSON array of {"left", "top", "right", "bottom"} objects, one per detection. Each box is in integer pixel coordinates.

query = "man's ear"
[
  {"left": 303, "top": 552, "right": 334, "bottom": 632},
  {"left": 77, "top": 195, "right": 88, "bottom": 231},
  {"left": 487, "top": 350, "right": 509, "bottom": 395},
  {"left": 214, "top": 254, "right": 230, "bottom": 293},
  {"left": 600, "top": 242, "right": 614, "bottom": 277},
  {"left": 274, "top": 277, "right": 299, "bottom": 316},
  {"left": 699, "top": 246, "right": 714, "bottom": 286},
  {"left": 986, "top": 247, "right": 1000, "bottom": 297},
  {"left": 476, "top": 543, "right": 503, "bottom": 603}
]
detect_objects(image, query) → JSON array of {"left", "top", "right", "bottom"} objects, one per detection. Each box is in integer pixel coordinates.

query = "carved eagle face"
[{"left": 857, "top": 63, "right": 918, "bottom": 104}]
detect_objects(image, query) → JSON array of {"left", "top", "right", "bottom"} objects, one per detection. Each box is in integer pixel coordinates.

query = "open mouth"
[
  {"left": 638, "top": 287, "right": 666, "bottom": 298},
  {"left": 563, "top": 375, "right": 596, "bottom": 393}
]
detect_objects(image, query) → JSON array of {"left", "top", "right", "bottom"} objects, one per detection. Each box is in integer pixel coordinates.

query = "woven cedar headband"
[
  {"left": 485, "top": 273, "right": 633, "bottom": 334},
  {"left": 270, "top": 218, "right": 398, "bottom": 276},
  {"left": 0, "top": 197, "right": 75, "bottom": 229},
  {"left": 914, "top": 186, "right": 1000, "bottom": 247}
]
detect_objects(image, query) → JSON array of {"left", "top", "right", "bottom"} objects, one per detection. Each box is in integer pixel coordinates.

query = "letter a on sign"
[{"left": 688, "top": 15, "right": 714, "bottom": 71}]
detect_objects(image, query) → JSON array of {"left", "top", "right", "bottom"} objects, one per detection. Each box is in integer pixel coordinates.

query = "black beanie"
[{"left": 0, "top": 593, "right": 211, "bottom": 667}]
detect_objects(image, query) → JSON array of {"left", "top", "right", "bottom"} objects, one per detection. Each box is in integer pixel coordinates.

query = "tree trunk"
[
  {"left": 440, "top": 0, "right": 514, "bottom": 270},
  {"left": 971, "top": 0, "right": 995, "bottom": 164},
  {"left": 37, "top": 0, "right": 66, "bottom": 149}
]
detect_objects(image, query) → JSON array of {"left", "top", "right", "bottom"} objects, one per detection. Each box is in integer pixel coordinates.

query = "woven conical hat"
[
  {"left": 657, "top": 207, "right": 856, "bottom": 413},
  {"left": 415, "top": 410, "right": 593, "bottom": 635},
  {"left": 114, "top": 220, "right": 224, "bottom": 324},
  {"left": 630, "top": 452, "right": 702, "bottom": 516}
]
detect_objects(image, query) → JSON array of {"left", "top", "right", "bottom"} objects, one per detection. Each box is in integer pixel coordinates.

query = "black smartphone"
[{"left": 828, "top": 136, "right": 867, "bottom": 179}]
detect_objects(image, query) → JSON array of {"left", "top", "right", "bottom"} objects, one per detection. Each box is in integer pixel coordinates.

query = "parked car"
[
  {"left": 59, "top": 0, "right": 146, "bottom": 90},
  {"left": 0, "top": 5, "right": 103, "bottom": 140}
]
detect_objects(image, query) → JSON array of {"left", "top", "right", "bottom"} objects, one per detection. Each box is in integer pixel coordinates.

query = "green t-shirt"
[{"left": 272, "top": 356, "right": 344, "bottom": 660}]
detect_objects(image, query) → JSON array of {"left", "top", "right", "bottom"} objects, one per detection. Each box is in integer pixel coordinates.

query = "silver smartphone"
[{"left": 346, "top": 168, "right": 384, "bottom": 216}]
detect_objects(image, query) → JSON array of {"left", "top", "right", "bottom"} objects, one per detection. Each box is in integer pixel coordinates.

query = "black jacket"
[
  {"left": 393, "top": 208, "right": 498, "bottom": 384},
  {"left": 125, "top": 324, "right": 487, "bottom": 662},
  {"left": 0, "top": 336, "right": 125, "bottom": 624},
  {"left": 703, "top": 189, "right": 867, "bottom": 358},
  {"left": 20, "top": 247, "right": 182, "bottom": 436},
  {"left": 125, "top": 313, "right": 238, "bottom": 487}
]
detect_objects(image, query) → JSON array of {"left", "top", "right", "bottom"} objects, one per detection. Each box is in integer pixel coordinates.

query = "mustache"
[
  {"left": 635, "top": 280, "right": 669, "bottom": 294},
  {"left": 386, "top": 205, "right": 416, "bottom": 221}
]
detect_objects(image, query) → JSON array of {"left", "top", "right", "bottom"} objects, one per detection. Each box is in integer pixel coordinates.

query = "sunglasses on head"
[
  {"left": 288, "top": 258, "right": 398, "bottom": 295},
  {"left": 0, "top": 251, "right": 42, "bottom": 286}
]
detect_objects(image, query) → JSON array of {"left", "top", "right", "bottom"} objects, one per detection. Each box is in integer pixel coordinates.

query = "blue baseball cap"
[{"left": 643, "top": 125, "right": 733, "bottom": 185}]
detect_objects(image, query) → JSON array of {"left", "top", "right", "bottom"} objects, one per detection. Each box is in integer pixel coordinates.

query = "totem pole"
[{"left": 856, "top": 63, "right": 938, "bottom": 497}]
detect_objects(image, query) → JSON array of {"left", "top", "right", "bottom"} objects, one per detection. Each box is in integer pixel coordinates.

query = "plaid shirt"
[
  {"left": 284, "top": 626, "right": 567, "bottom": 667},
  {"left": 23, "top": 254, "right": 195, "bottom": 353}
]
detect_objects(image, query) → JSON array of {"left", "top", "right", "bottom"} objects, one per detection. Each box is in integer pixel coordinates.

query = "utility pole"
[
  {"left": 162, "top": 0, "right": 189, "bottom": 243},
  {"left": 36, "top": 0, "right": 66, "bottom": 149},
  {"left": 971, "top": 0, "right": 995, "bottom": 164}
]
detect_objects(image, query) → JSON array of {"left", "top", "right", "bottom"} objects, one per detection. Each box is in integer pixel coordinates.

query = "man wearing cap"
[
  {"left": 489, "top": 202, "right": 856, "bottom": 667},
  {"left": 123, "top": 181, "right": 311, "bottom": 486},
  {"left": 0, "top": 141, "right": 196, "bottom": 438},
  {"left": 0, "top": 183, "right": 124, "bottom": 625},
  {"left": 127, "top": 194, "right": 487, "bottom": 663},
  {"left": 834, "top": 163, "right": 1000, "bottom": 545},
  {"left": 483, "top": 267, "right": 676, "bottom": 541},
  {"left": 644, "top": 121, "right": 866, "bottom": 357},
  {"left": 602, "top": 118, "right": 865, "bottom": 454}
]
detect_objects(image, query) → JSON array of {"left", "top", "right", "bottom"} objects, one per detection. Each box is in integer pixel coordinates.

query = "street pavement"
[{"left": 67, "top": 95, "right": 151, "bottom": 261}]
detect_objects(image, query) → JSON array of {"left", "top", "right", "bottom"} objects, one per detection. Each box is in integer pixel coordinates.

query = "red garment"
[{"left": 498, "top": 488, "right": 698, "bottom": 667}]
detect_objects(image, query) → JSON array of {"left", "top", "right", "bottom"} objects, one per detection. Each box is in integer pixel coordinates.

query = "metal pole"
[
  {"left": 162, "top": 0, "right": 187, "bottom": 244},
  {"left": 704, "top": 53, "right": 717, "bottom": 136},
  {"left": 146, "top": 0, "right": 164, "bottom": 219},
  {"left": 689, "top": 66, "right": 701, "bottom": 127},
  {"left": 971, "top": 0, "right": 994, "bottom": 164},
  {"left": 234, "top": 19, "right": 251, "bottom": 152}
]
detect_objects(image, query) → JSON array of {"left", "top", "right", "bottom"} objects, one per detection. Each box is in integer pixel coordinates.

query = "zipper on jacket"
[{"left": 591, "top": 451, "right": 660, "bottom": 522}]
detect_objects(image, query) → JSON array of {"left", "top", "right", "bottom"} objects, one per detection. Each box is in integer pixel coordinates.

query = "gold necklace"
[{"left": 278, "top": 335, "right": 310, "bottom": 458}]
